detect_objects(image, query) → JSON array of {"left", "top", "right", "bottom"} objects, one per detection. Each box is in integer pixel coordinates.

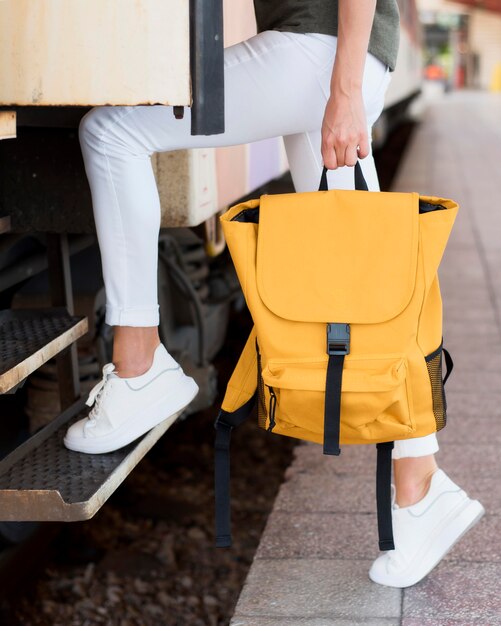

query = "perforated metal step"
[
  {"left": 0, "top": 397, "right": 183, "bottom": 521},
  {"left": 0, "top": 307, "right": 88, "bottom": 393}
]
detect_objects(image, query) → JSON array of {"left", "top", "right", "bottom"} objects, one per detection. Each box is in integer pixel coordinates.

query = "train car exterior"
[
  {"left": 0, "top": 0, "right": 423, "bottom": 536},
  {"left": 372, "top": 0, "right": 423, "bottom": 147}
]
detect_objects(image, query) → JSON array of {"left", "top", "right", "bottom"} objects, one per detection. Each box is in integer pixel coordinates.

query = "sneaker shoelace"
[{"left": 85, "top": 363, "right": 117, "bottom": 422}]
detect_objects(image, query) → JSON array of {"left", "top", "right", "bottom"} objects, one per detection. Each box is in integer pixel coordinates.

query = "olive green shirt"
[{"left": 253, "top": 0, "right": 400, "bottom": 71}]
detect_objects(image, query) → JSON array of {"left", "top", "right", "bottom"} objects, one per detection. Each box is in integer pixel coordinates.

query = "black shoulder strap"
[
  {"left": 376, "top": 441, "right": 395, "bottom": 551},
  {"left": 214, "top": 394, "right": 256, "bottom": 547},
  {"left": 323, "top": 354, "right": 344, "bottom": 455},
  {"left": 323, "top": 323, "right": 350, "bottom": 456}
]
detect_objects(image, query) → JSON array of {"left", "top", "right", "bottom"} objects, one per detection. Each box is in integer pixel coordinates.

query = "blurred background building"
[{"left": 418, "top": 0, "right": 501, "bottom": 91}]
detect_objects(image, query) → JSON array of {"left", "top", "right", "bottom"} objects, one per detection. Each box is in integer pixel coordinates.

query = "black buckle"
[{"left": 327, "top": 323, "right": 350, "bottom": 356}]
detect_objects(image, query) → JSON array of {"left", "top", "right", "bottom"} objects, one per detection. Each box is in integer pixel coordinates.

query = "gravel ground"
[{"left": 8, "top": 311, "right": 296, "bottom": 626}]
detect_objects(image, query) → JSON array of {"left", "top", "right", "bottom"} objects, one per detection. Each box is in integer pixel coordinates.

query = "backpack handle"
[{"left": 319, "top": 161, "right": 369, "bottom": 192}]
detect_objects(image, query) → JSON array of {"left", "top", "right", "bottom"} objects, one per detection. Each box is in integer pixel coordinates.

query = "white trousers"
[{"left": 79, "top": 30, "right": 438, "bottom": 460}]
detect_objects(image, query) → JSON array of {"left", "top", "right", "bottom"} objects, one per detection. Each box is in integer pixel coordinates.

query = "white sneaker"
[
  {"left": 369, "top": 469, "right": 485, "bottom": 588},
  {"left": 64, "top": 344, "right": 199, "bottom": 454}
]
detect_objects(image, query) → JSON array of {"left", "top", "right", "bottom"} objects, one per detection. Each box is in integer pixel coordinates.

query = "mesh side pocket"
[
  {"left": 257, "top": 346, "right": 267, "bottom": 429},
  {"left": 425, "top": 345, "right": 447, "bottom": 431}
]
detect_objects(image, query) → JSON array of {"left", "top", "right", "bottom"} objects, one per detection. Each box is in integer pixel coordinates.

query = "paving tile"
[
  {"left": 473, "top": 218, "right": 501, "bottom": 252},
  {"left": 442, "top": 294, "right": 494, "bottom": 315},
  {"left": 256, "top": 513, "right": 378, "bottom": 560},
  {"left": 235, "top": 559, "right": 401, "bottom": 619},
  {"left": 440, "top": 288, "right": 492, "bottom": 304},
  {"left": 288, "top": 443, "right": 375, "bottom": 477},
  {"left": 274, "top": 474, "right": 376, "bottom": 513},
  {"left": 232, "top": 618, "right": 399, "bottom": 626},
  {"left": 447, "top": 346, "right": 501, "bottom": 370},
  {"left": 445, "top": 391, "right": 501, "bottom": 419},
  {"left": 441, "top": 298, "right": 494, "bottom": 318},
  {"left": 259, "top": 507, "right": 497, "bottom": 565},
  {"left": 439, "top": 258, "right": 484, "bottom": 281},
  {"left": 444, "top": 370, "right": 499, "bottom": 393},
  {"left": 288, "top": 441, "right": 499, "bottom": 480},
  {"left": 442, "top": 270, "right": 480, "bottom": 287},
  {"left": 440, "top": 248, "right": 483, "bottom": 266},
  {"left": 400, "top": 617, "right": 501, "bottom": 626},
  {"left": 443, "top": 514, "right": 500, "bottom": 563},
  {"left": 403, "top": 561, "right": 501, "bottom": 622},
  {"left": 445, "top": 361, "right": 501, "bottom": 384},
  {"left": 484, "top": 249, "right": 501, "bottom": 276},
  {"left": 440, "top": 252, "right": 484, "bottom": 271},
  {"left": 442, "top": 333, "right": 501, "bottom": 354},
  {"left": 441, "top": 225, "right": 476, "bottom": 248},
  {"left": 440, "top": 281, "right": 491, "bottom": 299},
  {"left": 443, "top": 318, "right": 499, "bottom": 338},
  {"left": 438, "top": 443, "right": 498, "bottom": 476},
  {"left": 438, "top": 416, "right": 501, "bottom": 443},
  {"left": 443, "top": 240, "right": 477, "bottom": 255},
  {"left": 291, "top": 441, "right": 500, "bottom": 478},
  {"left": 280, "top": 449, "right": 501, "bottom": 514},
  {"left": 442, "top": 302, "right": 499, "bottom": 324}
]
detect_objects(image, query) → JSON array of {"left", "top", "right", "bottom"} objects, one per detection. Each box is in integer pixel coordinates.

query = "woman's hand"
[
  {"left": 321, "top": 89, "right": 369, "bottom": 170},
  {"left": 322, "top": 0, "right": 376, "bottom": 170}
]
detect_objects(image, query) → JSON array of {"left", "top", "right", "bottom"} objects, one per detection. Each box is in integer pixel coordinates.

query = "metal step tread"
[
  {"left": 0, "top": 397, "right": 182, "bottom": 521},
  {"left": 0, "top": 307, "right": 88, "bottom": 393}
]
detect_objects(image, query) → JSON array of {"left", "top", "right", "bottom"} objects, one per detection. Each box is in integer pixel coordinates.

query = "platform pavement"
[{"left": 229, "top": 91, "right": 501, "bottom": 625}]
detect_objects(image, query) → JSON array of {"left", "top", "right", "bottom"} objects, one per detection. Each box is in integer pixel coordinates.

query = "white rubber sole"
[
  {"left": 64, "top": 376, "right": 199, "bottom": 454},
  {"left": 369, "top": 498, "right": 485, "bottom": 588}
]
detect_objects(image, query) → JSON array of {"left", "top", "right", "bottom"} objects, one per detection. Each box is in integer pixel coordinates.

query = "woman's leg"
[
  {"left": 371, "top": 430, "right": 484, "bottom": 588},
  {"left": 79, "top": 31, "right": 390, "bottom": 375},
  {"left": 393, "top": 434, "right": 439, "bottom": 506},
  {"left": 283, "top": 35, "right": 390, "bottom": 193},
  {"left": 394, "top": 456, "right": 438, "bottom": 506},
  {"left": 67, "top": 30, "right": 391, "bottom": 452},
  {"left": 112, "top": 327, "right": 161, "bottom": 378},
  {"left": 281, "top": 43, "right": 444, "bottom": 513}
]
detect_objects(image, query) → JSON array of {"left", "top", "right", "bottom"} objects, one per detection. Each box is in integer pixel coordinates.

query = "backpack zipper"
[{"left": 267, "top": 386, "right": 277, "bottom": 432}]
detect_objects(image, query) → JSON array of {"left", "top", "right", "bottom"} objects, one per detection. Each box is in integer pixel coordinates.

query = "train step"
[
  {"left": 0, "top": 307, "right": 88, "bottom": 394},
  {"left": 0, "top": 397, "right": 182, "bottom": 521}
]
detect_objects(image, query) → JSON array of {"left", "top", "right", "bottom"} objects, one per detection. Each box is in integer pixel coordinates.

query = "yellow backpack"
[{"left": 214, "top": 164, "right": 458, "bottom": 551}]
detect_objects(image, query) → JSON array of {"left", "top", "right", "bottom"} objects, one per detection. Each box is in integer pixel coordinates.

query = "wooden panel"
[
  {"left": 0, "top": 0, "right": 190, "bottom": 106},
  {"left": 0, "top": 111, "right": 16, "bottom": 140},
  {"left": 154, "top": 148, "right": 219, "bottom": 227}
]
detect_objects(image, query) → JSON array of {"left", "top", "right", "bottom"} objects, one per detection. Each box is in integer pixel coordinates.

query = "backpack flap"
[{"left": 256, "top": 189, "right": 420, "bottom": 324}]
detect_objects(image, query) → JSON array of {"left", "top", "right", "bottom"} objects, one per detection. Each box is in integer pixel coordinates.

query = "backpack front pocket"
[{"left": 260, "top": 355, "right": 415, "bottom": 444}]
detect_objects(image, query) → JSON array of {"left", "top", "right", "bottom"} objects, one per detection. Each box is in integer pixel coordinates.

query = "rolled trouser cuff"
[
  {"left": 105, "top": 305, "right": 160, "bottom": 327},
  {"left": 392, "top": 433, "right": 439, "bottom": 460}
]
